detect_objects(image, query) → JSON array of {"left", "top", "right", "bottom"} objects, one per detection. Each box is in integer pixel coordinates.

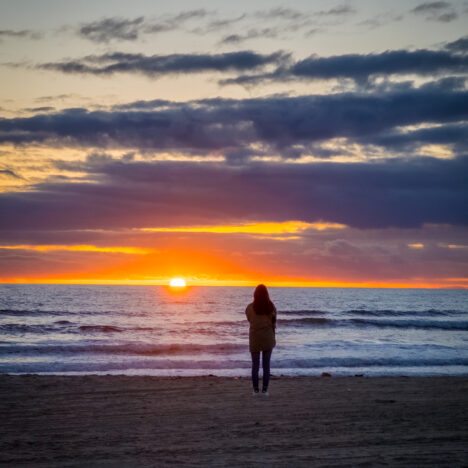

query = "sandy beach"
[{"left": 1, "top": 375, "right": 467, "bottom": 467}]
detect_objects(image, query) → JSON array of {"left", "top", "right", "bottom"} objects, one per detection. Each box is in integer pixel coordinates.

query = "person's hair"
[{"left": 253, "top": 284, "right": 275, "bottom": 315}]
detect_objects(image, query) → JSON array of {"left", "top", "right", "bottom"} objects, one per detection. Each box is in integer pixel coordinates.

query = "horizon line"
[{"left": 0, "top": 279, "right": 466, "bottom": 290}]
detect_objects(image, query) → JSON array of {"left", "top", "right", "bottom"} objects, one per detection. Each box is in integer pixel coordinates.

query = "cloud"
[
  {"left": 79, "top": 17, "right": 144, "bottom": 43},
  {"left": 0, "top": 155, "right": 467, "bottom": 231},
  {"left": 0, "top": 169, "right": 21, "bottom": 179},
  {"left": 143, "top": 9, "right": 208, "bottom": 34},
  {"left": 257, "top": 7, "right": 304, "bottom": 20},
  {"left": 410, "top": 2, "right": 458, "bottom": 22},
  {"left": 445, "top": 35, "right": 468, "bottom": 53},
  {"left": 192, "top": 14, "right": 246, "bottom": 33},
  {"left": 1, "top": 86, "right": 466, "bottom": 160},
  {"left": 315, "top": 5, "right": 356, "bottom": 16},
  {"left": 78, "top": 11, "right": 209, "bottom": 43},
  {"left": 358, "top": 12, "right": 403, "bottom": 29},
  {"left": 0, "top": 244, "right": 153, "bottom": 254},
  {"left": 222, "top": 45, "right": 468, "bottom": 86},
  {"left": 220, "top": 28, "right": 282, "bottom": 45},
  {"left": 291, "top": 49, "right": 467, "bottom": 82},
  {"left": 216, "top": 5, "right": 354, "bottom": 44},
  {"left": 0, "top": 29, "right": 42, "bottom": 41},
  {"left": 23, "top": 106, "right": 55, "bottom": 113},
  {"left": 364, "top": 123, "right": 468, "bottom": 153},
  {"left": 141, "top": 221, "right": 346, "bottom": 235},
  {"left": 37, "top": 50, "right": 289, "bottom": 77}
]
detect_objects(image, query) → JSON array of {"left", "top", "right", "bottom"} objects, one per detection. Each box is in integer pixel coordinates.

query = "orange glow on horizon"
[
  {"left": 169, "top": 278, "right": 186, "bottom": 287},
  {"left": 0, "top": 276, "right": 466, "bottom": 289}
]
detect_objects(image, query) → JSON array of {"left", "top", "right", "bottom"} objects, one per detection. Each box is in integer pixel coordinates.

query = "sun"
[{"left": 169, "top": 278, "right": 186, "bottom": 287}]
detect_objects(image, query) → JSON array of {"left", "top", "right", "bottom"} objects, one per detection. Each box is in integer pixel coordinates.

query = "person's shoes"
[
  {"left": 262, "top": 389, "right": 269, "bottom": 396},
  {"left": 252, "top": 389, "right": 260, "bottom": 396}
]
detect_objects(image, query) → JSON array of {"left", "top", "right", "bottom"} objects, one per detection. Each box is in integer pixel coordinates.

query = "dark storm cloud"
[
  {"left": 78, "top": 11, "right": 209, "bottom": 43},
  {"left": 0, "top": 155, "right": 466, "bottom": 231},
  {"left": 410, "top": 2, "right": 458, "bottom": 22},
  {"left": 222, "top": 46, "right": 468, "bottom": 86},
  {"left": 0, "top": 87, "right": 466, "bottom": 159},
  {"left": 38, "top": 50, "right": 288, "bottom": 77}
]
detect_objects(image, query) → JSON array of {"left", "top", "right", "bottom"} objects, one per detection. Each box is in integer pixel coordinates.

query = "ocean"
[{"left": 0, "top": 285, "right": 467, "bottom": 376}]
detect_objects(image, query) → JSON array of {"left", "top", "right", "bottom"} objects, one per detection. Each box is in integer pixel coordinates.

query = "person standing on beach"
[{"left": 245, "top": 284, "right": 276, "bottom": 396}]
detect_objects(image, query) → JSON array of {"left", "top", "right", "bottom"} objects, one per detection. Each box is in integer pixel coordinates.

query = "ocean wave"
[
  {"left": 0, "top": 323, "right": 64, "bottom": 334},
  {"left": 0, "top": 322, "right": 156, "bottom": 335},
  {"left": 272, "top": 357, "right": 468, "bottom": 368},
  {"left": 0, "top": 309, "right": 147, "bottom": 317},
  {"left": 280, "top": 308, "right": 465, "bottom": 317},
  {"left": 0, "top": 309, "right": 63, "bottom": 317},
  {"left": 1, "top": 356, "right": 467, "bottom": 375},
  {"left": 279, "top": 317, "right": 468, "bottom": 330},
  {"left": 0, "top": 342, "right": 247, "bottom": 356},
  {"left": 278, "top": 309, "right": 325, "bottom": 315},
  {"left": 349, "top": 318, "right": 468, "bottom": 331},
  {"left": 346, "top": 308, "right": 465, "bottom": 317},
  {"left": 279, "top": 317, "right": 329, "bottom": 325},
  {"left": 78, "top": 325, "right": 124, "bottom": 333}
]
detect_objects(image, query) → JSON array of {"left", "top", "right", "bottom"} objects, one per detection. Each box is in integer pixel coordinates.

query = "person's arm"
[
  {"left": 272, "top": 305, "right": 277, "bottom": 330},
  {"left": 245, "top": 305, "right": 251, "bottom": 323}
]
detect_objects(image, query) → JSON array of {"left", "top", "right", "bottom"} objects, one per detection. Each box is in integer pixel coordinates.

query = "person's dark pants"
[{"left": 251, "top": 349, "right": 272, "bottom": 391}]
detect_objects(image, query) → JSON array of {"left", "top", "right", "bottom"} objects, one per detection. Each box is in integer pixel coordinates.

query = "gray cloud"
[
  {"left": 78, "top": 10, "right": 209, "bottom": 43},
  {"left": 37, "top": 39, "right": 468, "bottom": 85},
  {"left": 221, "top": 44, "right": 468, "bottom": 86},
  {"left": 220, "top": 28, "right": 282, "bottom": 45},
  {"left": 0, "top": 154, "right": 466, "bottom": 231},
  {"left": 79, "top": 17, "right": 144, "bottom": 43},
  {"left": 257, "top": 8, "right": 304, "bottom": 20},
  {"left": 37, "top": 50, "right": 289, "bottom": 77},
  {"left": 143, "top": 9, "right": 208, "bottom": 34},
  {"left": 0, "top": 86, "right": 467, "bottom": 160},
  {"left": 315, "top": 5, "right": 356, "bottom": 16},
  {"left": 191, "top": 14, "right": 246, "bottom": 34},
  {"left": 0, "top": 29, "right": 42, "bottom": 41},
  {"left": 445, "top": 35, "right": 468, "bottom": 53},
  {"left": 410, "top": 2, "right": 458, "bottom": 22}
]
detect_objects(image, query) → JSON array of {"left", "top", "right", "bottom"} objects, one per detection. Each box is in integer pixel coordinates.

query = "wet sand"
[{"left": 1, "top": 375, "right": 467, "bottom": 467}]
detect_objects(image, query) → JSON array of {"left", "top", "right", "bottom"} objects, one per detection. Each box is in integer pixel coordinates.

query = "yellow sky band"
[
  {"left": 0, "top": 245, "right": 154, "bottom": 255},
  {"left": 141, "top": 220, "right": 347, "bottom": 234}
]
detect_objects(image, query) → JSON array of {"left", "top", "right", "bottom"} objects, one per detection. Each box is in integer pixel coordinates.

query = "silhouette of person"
[{"left": 245, "top": 284, "right": 276, "bottom": 395}]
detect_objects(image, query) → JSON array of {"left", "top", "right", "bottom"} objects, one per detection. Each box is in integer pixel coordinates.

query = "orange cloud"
[{"left": 0, "top": 244, "right": 154, "bottom": 254}]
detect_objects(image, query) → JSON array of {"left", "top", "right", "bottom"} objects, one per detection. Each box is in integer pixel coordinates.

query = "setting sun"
[{"left": 169, "top": 278, "right": 186, "bottom": 287}]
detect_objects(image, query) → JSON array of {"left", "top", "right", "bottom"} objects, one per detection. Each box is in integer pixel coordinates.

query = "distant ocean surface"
[{"left": 1, "top": 285, "right": 467, "bottom": 376}]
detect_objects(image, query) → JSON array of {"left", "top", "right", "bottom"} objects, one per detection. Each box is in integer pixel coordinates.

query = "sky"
[{"left": 0, "top": 0, "right": 467, "bottom": 287}]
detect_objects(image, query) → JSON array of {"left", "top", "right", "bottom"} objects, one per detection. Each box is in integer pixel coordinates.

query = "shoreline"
[{"left": 2, "top": 375, "right": 467, "bottom": 466}]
